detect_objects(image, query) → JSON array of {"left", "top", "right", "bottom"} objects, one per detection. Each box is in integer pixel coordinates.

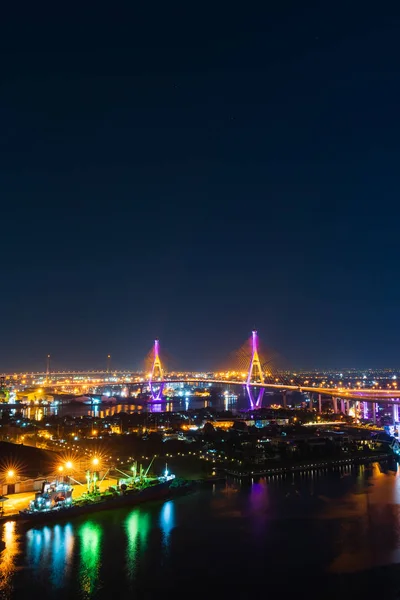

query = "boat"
[
  {"left": 24, "top": 479, "right": 73, "bottom": 512},
  {"left": 19, "top": 479, "right": 74, "bottom": 522},
  {"left": 19, "top": 465, "right": 178, "bottom": 524}
]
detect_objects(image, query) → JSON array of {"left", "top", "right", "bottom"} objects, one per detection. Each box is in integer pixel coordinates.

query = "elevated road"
[{"left": 38, "top": 378, "right": 400, "bottom": 402}]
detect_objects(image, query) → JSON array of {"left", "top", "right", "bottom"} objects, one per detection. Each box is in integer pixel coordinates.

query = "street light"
[
  {"left": 7, "top": 470, "right": 15, "bottom": 479},
  {"left": 58, "top": 466, "right": 64, "bottom": 473},
  {"left": 65, "top": 461, "right": 73, "bottom": 470},
  {"left": 92, "top": 457, "right": 99, "bottom": 467}
]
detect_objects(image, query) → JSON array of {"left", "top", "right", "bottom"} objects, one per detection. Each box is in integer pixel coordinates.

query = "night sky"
[{"left": 1, "top": 4, "right": 400, "bottom": 372}]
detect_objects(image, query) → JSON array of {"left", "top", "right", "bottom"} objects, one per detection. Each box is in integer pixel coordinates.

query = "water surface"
[{"left": 3, "top": 462, "right": 400, "bottom": 599}]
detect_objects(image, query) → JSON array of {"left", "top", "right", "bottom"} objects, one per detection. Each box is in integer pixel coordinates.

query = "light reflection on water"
[
  {"left": 4, "top": 463, "right": 400, "bottom": 598},
  {"left": 0, "top": 521, "right": 19, "bottom": 599},
  {"left": 21, "top": 394, "right": 242, "bottom": 421},
  {"left": 26, "top": 524, "right": 75, "bottom": 588},
  {"left": 159, "top": 501, "right": 175, "bottom": 548},
  {"left": 125, "top": 509, "right": 150, "bottom": 579},
  {"left": 78, "top": 521, "right": 102, "bottom": 598}
]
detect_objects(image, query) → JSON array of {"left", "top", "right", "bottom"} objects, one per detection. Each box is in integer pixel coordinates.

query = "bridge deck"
[{"left": 26, "top": 378, "right": 400, "bottom": 402}]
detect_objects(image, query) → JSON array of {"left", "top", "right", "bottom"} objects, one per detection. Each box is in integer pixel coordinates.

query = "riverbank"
[
  {"left": 207, "top": 453, "right": 395, "bottom": 481},
  {"left": 226, "top": 451, "right": 395, "bottom": 478},
  {"left": 1, "top": 453, "right": 395, "bottom": 523}
]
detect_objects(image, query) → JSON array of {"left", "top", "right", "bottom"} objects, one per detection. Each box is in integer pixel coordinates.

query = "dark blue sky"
[{"left": 1, "top": 3, "right": 400, "bottom": 371}]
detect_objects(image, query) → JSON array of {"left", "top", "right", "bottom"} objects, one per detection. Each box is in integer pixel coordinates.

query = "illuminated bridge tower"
[
  {"left": 149, "top": 338, "right": 165, "bottom": 401},
  {"left": 246, "top": 330, "right": 265, "bottom": 409}
]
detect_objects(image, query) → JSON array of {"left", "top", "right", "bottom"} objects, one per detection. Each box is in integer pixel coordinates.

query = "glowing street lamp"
[
  {"left": 92, "top": 457, "right": 99, "bottom": 467},
  {"left": 58, "top": 466, "right": 64, "bottom": 473},
  {"left": 7, "top": 470, "right": 15, "bottom": 479}
]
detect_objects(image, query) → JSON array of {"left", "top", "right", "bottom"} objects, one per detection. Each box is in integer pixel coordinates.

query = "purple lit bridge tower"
[
  {"left": 246, "top": 330, "right": 265, "bottom": 409},
  {"left": 149, "top": 338, "right": 165, "bottom": 401}
]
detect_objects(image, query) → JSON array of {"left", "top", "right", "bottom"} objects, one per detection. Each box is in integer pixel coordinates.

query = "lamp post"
[
  {"left": 6, "top": 469, "right": 16, "bottom": 495},
  {"left": 92, "top": 457, "right": 100, "bottom": 493},
  {"left": 86, "top": 457, "right": 100, "bottom": 495},
  {"left": 65, "top": 461, "right": 73, "bottom": 484}
]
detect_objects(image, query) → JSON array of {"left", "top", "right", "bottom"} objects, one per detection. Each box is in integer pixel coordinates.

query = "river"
[
  {"left": 21, "top": 392, "right": 244, "bottom": 421},
  {"left": 2, "top": 462, "right": 400, "bottom": 599}
]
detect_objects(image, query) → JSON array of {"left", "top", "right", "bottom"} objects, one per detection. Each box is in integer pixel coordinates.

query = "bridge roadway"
[
  {"left": 1, "top": 370, "right": 135, "bottom": 377},
  {"left": 41, "top": 378, "right": 400, "bottom": 403}
]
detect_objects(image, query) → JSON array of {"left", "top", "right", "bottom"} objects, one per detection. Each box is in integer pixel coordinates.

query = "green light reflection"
[
  {"left": 78, "top": 521, "right": 102, "bottom": 598},
  {"left": 125, "top": 509, "right": 150, "bottom": 578}
]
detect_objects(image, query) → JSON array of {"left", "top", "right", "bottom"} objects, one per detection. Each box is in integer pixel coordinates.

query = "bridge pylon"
[
  {"left": 246, "top": 330, "right": 265, "bottom": 409},
  {"left": 149, "top": 339, "right": 165, "bottom": 401}
]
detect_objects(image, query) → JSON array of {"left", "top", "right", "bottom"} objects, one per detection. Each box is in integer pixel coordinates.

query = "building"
[{"left": 1, "top": 475, "right": 47, "bottom": 496}]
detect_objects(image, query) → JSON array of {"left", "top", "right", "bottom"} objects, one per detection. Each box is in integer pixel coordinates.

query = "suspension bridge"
[{"left": 22, "top": 331, "right": 400, "bottom": 419}]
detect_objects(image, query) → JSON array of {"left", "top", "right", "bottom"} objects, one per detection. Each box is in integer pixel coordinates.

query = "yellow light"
[
  {"left": 65, "top": 461, "right": 73, "bottom": 469},
  {"left": 92, "top": 457, "right": 99, "bottom": 466},
  {"left": 58, "top": 466, "right": 64, "bottom": 473},
  {"left": 7, "top": 470, "right": 15, "bottom": 478}
]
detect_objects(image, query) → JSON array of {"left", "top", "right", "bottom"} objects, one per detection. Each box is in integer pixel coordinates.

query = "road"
[{"left": 2, "top": 491, "right": 33, "bottom": 515}]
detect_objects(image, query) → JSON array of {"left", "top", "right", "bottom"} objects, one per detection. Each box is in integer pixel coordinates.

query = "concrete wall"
[
  {"left": 1, "top": 478, "right": 47, "bottom": 495},
  {"left": 1, "top": 482, "right": 20, "bottom": 495}
]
